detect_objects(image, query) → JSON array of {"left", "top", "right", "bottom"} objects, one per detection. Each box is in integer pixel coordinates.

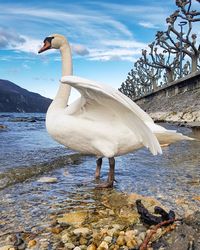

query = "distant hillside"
[{"left": 0, "top": 79, "right": 52, "bottom": 113}]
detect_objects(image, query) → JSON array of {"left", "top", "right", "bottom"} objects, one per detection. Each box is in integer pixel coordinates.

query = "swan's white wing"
[{"left": 61, "top": 75, "right": 162, "bottom": 156}]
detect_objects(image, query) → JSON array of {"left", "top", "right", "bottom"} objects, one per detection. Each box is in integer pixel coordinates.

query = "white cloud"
[
  {"left": 71, "top": 44, "right": 89, "bottom": 56},
  {"left": 14, "top": 35, "right": 41, "bottom": 54},
  {"left": 138, "top": 22, "right": 158, "bottom": 29},
  {"left": 0, "top": 27, "right": 25, "bottom": 48},
  {"left": 0, "top": 1, "right": 174, "bottom": 62}
]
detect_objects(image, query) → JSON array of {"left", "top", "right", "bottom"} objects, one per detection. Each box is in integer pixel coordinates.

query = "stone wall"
[{"left": 135, "top": 71, "right": 200, "bottom": 124}]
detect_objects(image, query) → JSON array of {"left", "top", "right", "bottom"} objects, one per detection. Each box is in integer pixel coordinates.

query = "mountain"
[{"left": 0, "top": 79, "right": 52, "bottom": 113}]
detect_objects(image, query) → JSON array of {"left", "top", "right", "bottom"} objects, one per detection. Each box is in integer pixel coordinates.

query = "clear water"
[{"left": 0, "top": 113, "right": 200, "bottom": 238}]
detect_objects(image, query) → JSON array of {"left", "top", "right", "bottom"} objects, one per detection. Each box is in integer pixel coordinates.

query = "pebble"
[
  {"left": 27, "top": 240, "right": 37, "bottom": 248},
  {"left": 97, "top": 241, "right": 108, "bottom": 250},
  {"left": 64, "top": 242, "right": 75, "bottom": 249},
  {"left": 87, "top": 244, "right": 97, "bottom": 250},
  {"left": 116, "top": 235, "right": 126, "bottom": 246},
  {"left": 139, "top": 232, "right": 146, "bottom": 241},
  {"left": 103, "top": 236, "right": 112, "bottom": 243},
  {"left": 0, "top": 246, "right": 14, "bottom": 250},
  {"left": 79, "top": 236, "right": 88, "bottom": 245},
  {"left": 73, "top": 227, "right": 90, "bottom": 236},
  {"left": 37, "top": 177, "right": 58, "bottom": 183},
  {"left": 74, "top": 247, "right": 82, "bottom": 250},
  {"left": 126, "top": 239, "right": 137, "bottom": 248},
  {"left": 0, "top": 125, "right": 7, "bottom": 129},
  {"left": 51, "top": 227, "right": 62, "bottom": 234}
]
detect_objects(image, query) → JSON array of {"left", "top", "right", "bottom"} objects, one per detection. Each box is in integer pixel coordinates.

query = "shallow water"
[{"left": 0, "top": 113, "right": 200, "bottom": 239}]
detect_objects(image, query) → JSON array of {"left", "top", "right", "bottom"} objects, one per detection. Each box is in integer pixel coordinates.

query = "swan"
[{"left": 38, "top": 34, "right": 192, "bottom": 188}]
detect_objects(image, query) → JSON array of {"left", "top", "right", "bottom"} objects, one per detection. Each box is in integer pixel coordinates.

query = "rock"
[
  {"left": 107, "top": 228, "right": 116, "bottom": 237},
  {"left": 133, "top": 229, "right": 139, "bottom": 236},
  {"left": 74, "top": 247, "right": 82, "bottom": 250},
  {"left": 138, "top": 232, "right": 146, "bottom": 241},
  {"left": 87, "top": 244, "right": 97, "bottom": 250},
  {"left": 125, "top": 230, "right": 135, "bottom": 239},
  {"left": 103, "top": 236, "right": 112, "bottom": 243},
  {"left": 64, "top": 242, "right": 75, "bottom": 249},
  {"left": 0, "top": 124, "right": 7, "bottom": 129},
  {"left": 61, "top": 232, "right": 70, "bottom": 243},
  {"left": 51, "top": 227, "right": 62, "bottom": 234},
  {"left": 79, "top": 237, "right": 88, "bottom": 245},
  {"left": 27, "top": 240, "right": 37, "bottom": 248},
  {"left": 116, "top": 235, "right": 126, "bottom": 246},
  {"left": 57, "top": 211, "right": 87, "bottom": 226},
  {"left": 184, "top": 210, "right": 200, "bottom": 228},
  {"left": 37, "top": 177, "right": 58, "bottom": 183},
  {"left": 126, "top": 239, "right": 137, "bottom": 248},
  {"left": 80, "top": 245, "right": 87, "bottom": 250},
  {"left": 112, "top": 224, "right": 123, "bottom": 231},
  {"left": 0, "top": 246, "right": 13, "bottom": 250},
  {"left": 97, "top": 241, "right": 109, "bottom": 250},
  {"left": 73, "top": 227, "right": 90, "bottom": 236}
]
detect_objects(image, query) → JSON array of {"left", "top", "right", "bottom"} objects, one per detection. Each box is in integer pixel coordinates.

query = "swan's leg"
[
  {"left": 95, "top": 157, "right": 102, "bottom": 179},
  {"left": 96, "top": 157, "right": 115, "bottom": 188},
  {"left": 107, "top": 157, "right": 115, "bottom": 186}
]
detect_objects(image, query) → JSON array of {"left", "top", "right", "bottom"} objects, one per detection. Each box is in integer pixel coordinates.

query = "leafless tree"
[{"left": 119, "top": 0, "right": 200, "bottom": 100}]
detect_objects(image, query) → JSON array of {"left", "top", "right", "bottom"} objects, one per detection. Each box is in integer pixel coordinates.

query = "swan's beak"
[{"left": 38, "top": 41, "right": 51, "bottom": 54}]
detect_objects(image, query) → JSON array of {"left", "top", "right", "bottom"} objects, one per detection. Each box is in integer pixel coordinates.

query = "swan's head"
[{"left": 38, "top": 34, "right": 67, "bottom": 53}]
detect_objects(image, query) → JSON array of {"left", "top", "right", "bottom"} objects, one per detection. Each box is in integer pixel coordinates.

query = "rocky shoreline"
[
  {"left": 0, "top": 191, "right": 199, "bottom": 250},
  {"left": 149, "top": 111, "right": 200, "bottom": 128}
]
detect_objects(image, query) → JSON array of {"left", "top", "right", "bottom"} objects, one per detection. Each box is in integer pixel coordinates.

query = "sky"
[{"left": 0, "top": 0, "right": 183, "bottom": 101}]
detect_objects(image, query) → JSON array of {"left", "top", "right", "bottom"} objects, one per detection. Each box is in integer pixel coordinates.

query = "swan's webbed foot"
[{"left": 95, "top": 157, "right": 102, "bottom": 179}]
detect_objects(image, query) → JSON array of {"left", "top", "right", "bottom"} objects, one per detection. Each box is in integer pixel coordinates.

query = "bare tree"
[
  {"left": 157, "top": 0, "right": 200, "bottom": 72},
  {"left": 119, "top": 0, "right": 200, "bottom": 100},
  {"left": 140, "top": 43, "right": 179, "bottom": 82}
]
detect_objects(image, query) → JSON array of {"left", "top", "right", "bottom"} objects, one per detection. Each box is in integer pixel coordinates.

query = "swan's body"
[
  {"left": 39, "top": 34, "right": 192, "bottom": 187},
  {"left": 46, "top": 75, "right": 163, "bottom": 158}
]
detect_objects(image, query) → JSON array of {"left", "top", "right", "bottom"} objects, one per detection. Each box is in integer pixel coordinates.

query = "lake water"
[{"left": 0, "top": 112, "right": 200, "bottom": 238}]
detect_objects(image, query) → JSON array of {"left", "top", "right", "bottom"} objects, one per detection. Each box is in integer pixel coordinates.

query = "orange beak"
[{"left": 38, "top": 41, "right": 51, "bottom": 54}]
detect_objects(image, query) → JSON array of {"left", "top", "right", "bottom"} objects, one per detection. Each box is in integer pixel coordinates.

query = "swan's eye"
[{"left": 43, "top": 36, "right": 54, "bottom": 44}]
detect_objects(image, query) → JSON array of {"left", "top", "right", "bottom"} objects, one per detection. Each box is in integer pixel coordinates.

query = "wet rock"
[
  {"left": 0, "top": 124, "right": 7, "bottom": 130},
  {"left": 184, "top": 210, "right": 200, "bottom": 229},
  {"left": 51, "top": 227, "right": 62, "bottom": 234},
  {"left": 74, "top": 247, "right": 82, "bottom": 250},
  {"left": 57, "top": 211, "right": 88, "bottom": 226},
  {"left": 37, "top": 177, "right": 58, "bottom": 183}
]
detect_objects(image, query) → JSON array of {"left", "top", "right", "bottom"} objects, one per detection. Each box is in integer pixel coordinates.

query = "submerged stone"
[
  {"left": 57, "top": 211, "right": 88, "bottom": 226},
  {"left": 37, "top": 177, "right": 58, "bottom": 183}
]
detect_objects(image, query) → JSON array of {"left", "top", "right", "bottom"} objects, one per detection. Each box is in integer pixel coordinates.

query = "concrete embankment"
[{"left": 135, "top": 71, "right": 200, "bottom": 127}]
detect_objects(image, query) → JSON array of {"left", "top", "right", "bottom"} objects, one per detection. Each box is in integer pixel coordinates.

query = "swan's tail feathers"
[{"left": 155, "top": 131, "right": 195, "bottom": 145}]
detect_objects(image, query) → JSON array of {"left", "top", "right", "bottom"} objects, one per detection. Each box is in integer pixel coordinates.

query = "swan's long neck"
[{"left": 49, "top": 43, "right": 72, "bottom": 111}]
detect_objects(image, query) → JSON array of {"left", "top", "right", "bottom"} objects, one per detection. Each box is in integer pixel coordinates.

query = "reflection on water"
[{"left": 0, "top": 114, "right": 200, "bottom": 238}]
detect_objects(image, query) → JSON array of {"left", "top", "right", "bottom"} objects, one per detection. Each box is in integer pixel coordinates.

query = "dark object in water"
[{"left": 136, "top": 199, "right": 175, "bottom": 226}]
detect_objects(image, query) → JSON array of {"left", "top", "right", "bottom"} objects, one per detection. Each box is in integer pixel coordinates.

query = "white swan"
[{"left": 38, "top": 34, "right": 192, "bottom": 188}]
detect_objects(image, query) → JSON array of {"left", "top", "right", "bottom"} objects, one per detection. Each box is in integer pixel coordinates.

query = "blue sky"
[{"left": 0, "top": 0, "right": 178, "bottom": 100}]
